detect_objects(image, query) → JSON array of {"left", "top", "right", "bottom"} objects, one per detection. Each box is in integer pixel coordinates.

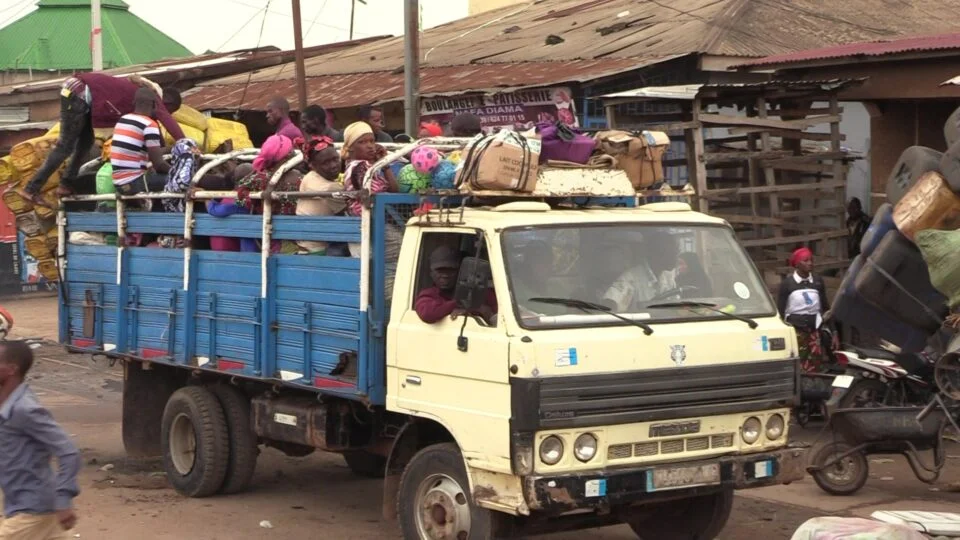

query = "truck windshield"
[{"left": 502, "top": 223, "right": 777, "bottom": 329}]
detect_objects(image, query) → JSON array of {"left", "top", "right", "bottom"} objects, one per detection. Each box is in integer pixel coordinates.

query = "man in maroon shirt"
[
  {"left": 415, "top": 246, "right": 497, "bottom": 324},
  {"left": 266, "top": 97, "right": 303, "bottom": 142},
  {"left": 14, "top": 73, "right": 185, "bottom": 204}
]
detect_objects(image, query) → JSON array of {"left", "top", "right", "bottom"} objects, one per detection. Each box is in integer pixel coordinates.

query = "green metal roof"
[{"left": 0, "top": 0, "right": 192, "bottom": 71}]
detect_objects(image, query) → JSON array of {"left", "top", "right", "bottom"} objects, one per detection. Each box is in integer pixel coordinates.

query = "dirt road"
[{"left": 2, "top": 295, "right": 959, "bottom": 539}]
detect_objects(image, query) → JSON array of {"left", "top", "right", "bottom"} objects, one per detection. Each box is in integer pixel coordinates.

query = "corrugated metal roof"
[
  {"left": 736, "top": 32, "right": 960, "bottom": 70},
  {"left": 0, "top": 0, "right": 191, "bottom": 71},
  {"left": 598, "top": 79, "right": 862, "bottom": 100},
  {"left": 187, "top": 58, "right": 660, "bottom": 111}
]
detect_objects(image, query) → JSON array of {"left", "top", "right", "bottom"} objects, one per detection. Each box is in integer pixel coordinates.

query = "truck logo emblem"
[{"left": 670, "top": 345, "right": 686, "bottom": 366}]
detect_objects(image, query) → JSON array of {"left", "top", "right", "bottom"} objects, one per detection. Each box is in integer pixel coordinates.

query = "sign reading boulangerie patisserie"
[{"left": 420, "top": 87, "right": 579, "bottom": 132}]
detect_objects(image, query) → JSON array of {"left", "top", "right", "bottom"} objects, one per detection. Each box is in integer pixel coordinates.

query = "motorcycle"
[{"left": 826, "top": 345, "right": 936, "bottom": 413}]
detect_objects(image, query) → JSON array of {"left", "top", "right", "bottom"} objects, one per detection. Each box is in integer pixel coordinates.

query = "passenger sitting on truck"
[
  {"left": 450, "top": 113, "right": 483, "bottom": 137},
  {"left": 342, "top": 122, "right": 399, "bottom": 218},
  {"left": 415, "top": 246, "right": 497, "bottom": 325},
  {"left": 205, "top": 174, "right": 246, "bottom": 252},
  {"left": 235, "top": 134, "right": 302, "bottom": 217},
  {"left": 110, "top": 88, "right": 171, "bottom": 197},
  {"left": 296, "top": 135, "right": 348, "bottom": 256}
]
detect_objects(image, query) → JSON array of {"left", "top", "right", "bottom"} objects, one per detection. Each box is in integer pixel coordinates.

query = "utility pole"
[
  {"left": 91, "top": 0, "right": 103, "bottom": 71},
  {"left": 403, "top": 0, "right": 420, "bottom": 135},
  {"left": 349, "top": 0, "right": 366, "bottom": 41},
  {"left": 291, "top": 0, "right": 308, "bottom": 111}
]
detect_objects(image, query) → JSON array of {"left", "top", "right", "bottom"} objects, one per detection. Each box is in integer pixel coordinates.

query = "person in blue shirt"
[{"left": 0, "top": 341, "right": 80, "bottom": 539}]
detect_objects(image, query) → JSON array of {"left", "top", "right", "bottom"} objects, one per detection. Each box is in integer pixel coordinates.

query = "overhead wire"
[{"left": 235, "top": 0, "right": 274, "bottom": 118}]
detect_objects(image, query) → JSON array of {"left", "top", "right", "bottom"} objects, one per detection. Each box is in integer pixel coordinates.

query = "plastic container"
[
  {"left": 34, "top": 189, "right": 59, "bottom": 220},
  {"left": 204, "top": 117, "right": 254, "bottom": 153},
  {"left": 0, "top": 156, "right": 19, "bottom": 186},
  {"left": 172, "top": 104, "right": 209, "bottom": 131},
  {"left": 939, "top": 139, "right": 960, "bottom": 193},
  {"left": 892, "top": 171, "right": 960, "bottom": 241},
  {"left": 916, "top": 229, "right": 960, "bottom": 309},
  {"left": 859, "top": 203, "right": 894, "bottom": 257},
  {"left": 854, "top": 230, "right": 947, "bottom": 333},
  {"left": 37, "top": 259, "right": 59, "bottom": 282},
  {"left": 886, "top": 146, "right": 942, "bottom": 205},
  {"left": 25, "top": 235, "right": 51, "bottom": 260},
  {"left": 832, "top": 255, "right": 930, "bottom": 352},
  {"left": 946, "top": 105, "right": 960, "bottom": 148},
  {"left": 9, "top": 136, "right": 57, "bottom": 172},
  {"left": 45, "top": 228, "right": 58, "bottom": 255},
  {"left": 15, "top": 211, "right": 53, "bottom": 237},
  {"left": 2, "top": 190, "right": 32, "bottom": 215}
]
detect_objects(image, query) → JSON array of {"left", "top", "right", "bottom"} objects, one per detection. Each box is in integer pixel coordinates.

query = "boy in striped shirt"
[{"left": 110, "top": 88, "right": 170, "bottom": 195}]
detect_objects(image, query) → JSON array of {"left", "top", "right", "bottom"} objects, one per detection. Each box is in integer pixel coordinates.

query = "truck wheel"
[
  {"left": 210, "top": 385, "right": 259, "bottom": 494},
  {"left": 343, "top": 450, "right": 387, "bottom": 478},
  {"left": 398, "top": 443, "right": 505, "bottom": 540},
  {"left": 810, "top": 441, "right": 868, "bottom": 496},
  {"left": 161, "top": 386, "right": 229, "bottom": 498},
  {"left": 626, "top": 489, "right": 733, "bottom": 540}
]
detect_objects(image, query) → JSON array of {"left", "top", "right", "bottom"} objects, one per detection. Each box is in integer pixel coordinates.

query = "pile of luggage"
[{"left": 832, "top": 110, "right": 960, "bottom": 352}]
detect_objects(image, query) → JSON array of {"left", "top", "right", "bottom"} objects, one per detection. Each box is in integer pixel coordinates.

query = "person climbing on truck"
[
  {"left": 12, "top": 74, "right": 183, "bottom": 204},
  {"left": 110, "top": 88, "right": 171, "bottom": 197},
  {"left": 415, "top": 245, "right": 496, "bottom": 324}
]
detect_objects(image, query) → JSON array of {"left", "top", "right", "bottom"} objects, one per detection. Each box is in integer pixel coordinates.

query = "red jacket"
[
  {"left": 77, "top": 73, "right": 184, "bottom": 139},
  {"left": 415, "top": 287, "right": 497, "bottom": 324}
]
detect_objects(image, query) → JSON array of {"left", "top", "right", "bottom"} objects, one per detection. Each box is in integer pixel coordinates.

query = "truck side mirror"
[{"left": 454, "top": 257, "right": 492, "bottom": 311}]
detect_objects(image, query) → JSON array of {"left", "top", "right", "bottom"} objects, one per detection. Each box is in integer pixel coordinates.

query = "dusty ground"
[{"left": 2, "top": 294, "right": 959, "bottom": 539}]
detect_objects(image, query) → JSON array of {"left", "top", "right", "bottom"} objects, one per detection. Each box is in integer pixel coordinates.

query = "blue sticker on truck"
[{"left": 555, "top": 348, "right": 578, "bottom": 367}]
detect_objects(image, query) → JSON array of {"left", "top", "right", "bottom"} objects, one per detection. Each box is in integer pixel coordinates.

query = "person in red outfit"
[
  {"left": 415, "top": 246, "right": 497, "bottom": 325},
  {"left": 14, "top": 73, "right": 184, "bottom": 203}
]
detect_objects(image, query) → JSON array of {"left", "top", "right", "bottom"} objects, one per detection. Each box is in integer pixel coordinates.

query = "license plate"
[
  {"left": 832, "top": 375, "right": 854, "bottom": 389},
  {"left": 649, "top": 463, "right": 721, "bottom": 492}
]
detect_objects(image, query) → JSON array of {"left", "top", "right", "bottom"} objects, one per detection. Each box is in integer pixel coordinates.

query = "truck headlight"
[
  {"left": 573, "top": 433, "right": 598, "bottom": 462},
  {"left": 766, "top": 414, "right": 785, "bottom": 440},
  {"left": 742, "top": 417, "right": 761, "bottom": 444},
  {"left": 539, "top": 436, "right": 564, "bottom": 465}
]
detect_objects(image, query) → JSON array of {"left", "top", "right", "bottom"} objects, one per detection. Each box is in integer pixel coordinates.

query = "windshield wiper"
[
  {"left": 528, "top": 297, "right": 654, "bottom": 335},
  {"left": 645, "top": 301, "right": 758, "bottom": 329}
]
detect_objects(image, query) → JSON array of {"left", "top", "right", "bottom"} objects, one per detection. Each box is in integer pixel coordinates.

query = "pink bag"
[{"left": 536, "top": 122, "right": 596, "bottom": 164}]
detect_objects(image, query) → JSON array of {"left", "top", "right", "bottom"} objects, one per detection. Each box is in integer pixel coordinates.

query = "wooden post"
[
  {"left": 291, "top": 0, "right": 308, "bottom": 111},
  {"left": 685, "top": 98, "right": 707, "bottom": 213},
  {"left": 829, "top": 94, "right": 847, "bottom": 265},
  {"left": 605, "top": 104, "right": 617, "bottom": 129},
  {"left": 756, "top": 96, "right": 782, "bottom": 258}
]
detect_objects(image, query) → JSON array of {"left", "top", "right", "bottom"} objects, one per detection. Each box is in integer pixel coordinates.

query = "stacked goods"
[
  {"left": 832, "top": 255, "right": 930, "bottom": 352},
  {"left": 946, "top": 105, "right": 960, "bottom": 148},
  {"left": 9, "top": 136, "right": 57, "bottom": 171},
  {"left": 172, "top": 104, "right": 208, "bottom": 132},
  {"left": 161, "top": 122, "right": 206, "bottom": 148},
  {"left": 916, "top": 229, "right": 960, "bottom": 309},
  {"left": 37, "top": 260, "right": 59, "bottom": 282},
  {"left": 204, "top": 117, "right": 254, "bottom": 153},
  {"left": 854, "top": 230, "right": 947, "bottom": 333},
  {"left": 886, "top": 146, "right": 942, "bottom": 205},
  {"left": 859, "top": 203, "right": 895, "bottom": 256},
  {"left": 24, "top": 235, "right": 50, "bottom": 260},
  {"left": 892, "top": 171, "right": 960, "bottom": 241}
]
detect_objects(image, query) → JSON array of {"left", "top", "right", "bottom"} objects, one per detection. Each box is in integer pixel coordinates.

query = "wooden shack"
[{"left": 601, "top": 80, "right": 863, "bottom": 279}]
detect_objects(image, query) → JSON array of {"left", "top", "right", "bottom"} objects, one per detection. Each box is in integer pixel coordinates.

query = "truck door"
[{"left": 390, "top": 230, "right": 511, "bottom": 468}]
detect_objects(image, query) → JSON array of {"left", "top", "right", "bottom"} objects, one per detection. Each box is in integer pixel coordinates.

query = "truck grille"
[
  {"left": 607, "top": 432, "right": 736, "bottom": 461},
  {"left": 519, "top": 359, "right": 796, "bottom": 430}
]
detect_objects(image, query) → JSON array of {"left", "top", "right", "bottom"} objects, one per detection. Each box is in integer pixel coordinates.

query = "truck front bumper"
[{"left": 524, "top": 445, "right": 807, "bottom": 513}]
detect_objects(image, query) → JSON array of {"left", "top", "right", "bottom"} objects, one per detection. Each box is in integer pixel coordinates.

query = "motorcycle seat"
[{"left": 848, "top": 345, "right": 899, "bottom": 361}]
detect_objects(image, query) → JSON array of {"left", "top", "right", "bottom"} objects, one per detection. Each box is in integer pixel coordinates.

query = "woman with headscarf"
[
  {"left": 341, "top": 121, "right": 398, "bottom": 218},
  {"left": 777, "top": 247, "right": 832, "bottom": 372},
  {"left": 235, "top": 134, "right": 302, "bottom": 216}
]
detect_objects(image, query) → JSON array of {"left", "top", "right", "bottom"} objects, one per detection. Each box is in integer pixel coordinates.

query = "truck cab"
[{"left": 58, "top": 142, "right": 804, "bottom": 539}]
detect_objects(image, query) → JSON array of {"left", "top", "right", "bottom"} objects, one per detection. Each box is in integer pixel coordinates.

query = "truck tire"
[
  {"left": 161, "top": 386, "right": 230, "bottom": 498},
  {"left": 343, "top": 450, "right": 387, "bottom": 478},
  {"left": 210, "top": 385, "right": 259, "bottom": 494},
  {"left": 397, "top": 443, "right": 505, "bottom": 540},
  {"left": 626, "top": 489, "right": 733, "bottom": 540}
]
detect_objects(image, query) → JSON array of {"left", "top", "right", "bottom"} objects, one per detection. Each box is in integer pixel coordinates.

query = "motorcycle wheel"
[
  {"left": 838, "top": 379, "right": 888, "bottom": 409},
  {"left": 810, "top": 441, "right": 868, "bottom": 496}
]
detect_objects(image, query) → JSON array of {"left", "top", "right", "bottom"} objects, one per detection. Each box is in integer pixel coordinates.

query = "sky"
[{"left": 0, "top": 0, "right": 470, "bottom": 54}]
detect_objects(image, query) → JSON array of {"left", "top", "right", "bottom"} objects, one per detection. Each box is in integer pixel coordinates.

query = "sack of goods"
[
  {"left": 594, "top": 130, "right": 670, "bottom": 190},
  {"left": 854, "top": 229, "right": 947, "bottom": 333},
  {"left": 204, "top": 117, "right": 254, "bottom": 153},
  {"left": 915, "top": 229, "right": 960, "bottom": 311},
  {"left": 172, "top": 104, "right": 209, "bottom": 132},
  {"left": 455, "top": 130, "right": 541, "bottom": 192},
  {"left": 892, "top": 171, "right": 960, "bottom": 241}
]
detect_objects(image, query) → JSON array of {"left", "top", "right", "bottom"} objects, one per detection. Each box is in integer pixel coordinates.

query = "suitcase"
[
  {"left": 893, "top": 171, "right": 960, "bottom": 241},
  {"left": 859, "top": 203, "right": 894, "bottom": 257},
  {"left": 946, "top": 105, "right": 960, "bottom": 148},
  {"left": 832, "top": 255, "right": 930, "bottom": 352},
  {"left": 886, "top": 146, "right": 942, "bottom": 205},
  {"left": 854, "top": 230, "right": 947, "bottom": 333},
  {"left": 939, "top": 139, "right": 960, "bottom": 193}
]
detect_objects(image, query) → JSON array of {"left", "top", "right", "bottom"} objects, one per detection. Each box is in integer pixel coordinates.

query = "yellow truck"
[{"left": 59, "top": 144, "right": 805, "bottom": 539}]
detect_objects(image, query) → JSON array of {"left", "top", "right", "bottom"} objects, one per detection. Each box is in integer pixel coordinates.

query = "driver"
[
  {"left": 602, "top": 232, "right": 677, "bottom": 312},
  {"left": 415, "top": 246, "right": 497, "bottom": 324}
]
